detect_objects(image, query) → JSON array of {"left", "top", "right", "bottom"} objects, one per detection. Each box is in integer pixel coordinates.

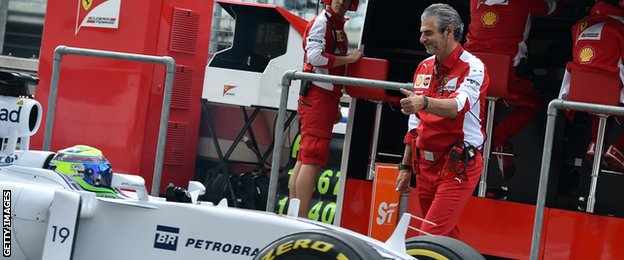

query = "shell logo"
[
  {"left": 82, "top": 0, "right": 92, "bottom": 10},
  {"left": 481, "top": 10, "right": 498, "bottom": 27},
  {"left": 415, "top": 75, "right": 423, "bottom": 86},
  {"left": 578, "top": 46, "right": 595, "bottom": 64}
]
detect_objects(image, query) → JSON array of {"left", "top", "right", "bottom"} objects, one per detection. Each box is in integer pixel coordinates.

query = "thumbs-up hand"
[{"left": 399, "top": 88, "right": 426, "bottom": 115}]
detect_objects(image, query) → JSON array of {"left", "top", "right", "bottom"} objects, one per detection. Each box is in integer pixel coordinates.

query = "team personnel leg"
[
  {"left": 291, "top": 86, "right": 339, "bottom": 218},
  {"left": 493, "top": 77, "right": 542, "bottom": 148},
  {"left": 493, "top": 76, "right": 542, "bottom": 179},
  {"left": 293, "top": 164, "right": 322, "bottom": 217},
  {"left": 417, "top": 153, "right": 483, "bottom": 239},
  {"left": 289, "top": 161, "right": 303, "bottom": 202}
]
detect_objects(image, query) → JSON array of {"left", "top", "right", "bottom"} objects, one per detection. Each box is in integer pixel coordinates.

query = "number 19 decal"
[{"left": 51, "top": 226, "right": 71, "bottom": 243}]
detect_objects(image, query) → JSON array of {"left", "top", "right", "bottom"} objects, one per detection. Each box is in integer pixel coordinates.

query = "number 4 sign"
[{"left": 42, "top": 190, "right": 81, "bottom": 259}]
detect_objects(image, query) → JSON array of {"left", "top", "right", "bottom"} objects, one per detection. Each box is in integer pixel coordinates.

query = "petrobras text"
[{"left": 154, "top": 225, "right": 260, "bottom": 257}]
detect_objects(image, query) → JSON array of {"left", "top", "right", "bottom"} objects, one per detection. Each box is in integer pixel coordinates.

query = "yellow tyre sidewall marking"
[{"left": 406, "top": 249, "right": 450, "bottom": 260}]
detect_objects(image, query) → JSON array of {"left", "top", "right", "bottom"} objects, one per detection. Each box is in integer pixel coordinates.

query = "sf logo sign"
[{"left": 376, "top": 202, "right": 398, "bottom": 225}]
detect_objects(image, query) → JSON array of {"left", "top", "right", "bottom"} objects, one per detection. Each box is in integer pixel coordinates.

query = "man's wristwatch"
[{"left": 398, "top": 164, "right": 412, "bottom": 171}]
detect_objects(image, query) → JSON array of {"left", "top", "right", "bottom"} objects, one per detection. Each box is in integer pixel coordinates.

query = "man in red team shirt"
[
  {"left": 395, "top": 3, "right": 489, "bottom": 239},
  {"left": 559, "top": 0, "right": 624, "bottom": 171},
  {"left": 289, "top": 0, "right": 363, "bottom": 218},
  {"left": 464, "top": 0, "right": 559, "bottom": 180}
]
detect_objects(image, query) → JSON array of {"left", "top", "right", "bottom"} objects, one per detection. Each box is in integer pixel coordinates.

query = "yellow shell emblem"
[
  {"left": 415, "top": 75, "right": 423, "bottom": 86},
  {"left": 481, "top": 10, "right": 498, "bottom": 27},
  {"left": 82, "top": 0, "right": 92, "bottom": 10},
  {"left": 578, "top": 46, "right": 595, "bottom": 64}
]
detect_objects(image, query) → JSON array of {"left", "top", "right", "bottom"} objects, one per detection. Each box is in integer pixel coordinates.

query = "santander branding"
[{"left": 0, "top": 106, "right": 21, "bottom": 123}]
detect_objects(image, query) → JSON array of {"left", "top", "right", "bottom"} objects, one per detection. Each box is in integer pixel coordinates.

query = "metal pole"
[
  {"left": 529, "top": 100, "right": 559, "bottom": 260},
  {"left": 266, "top": 71, "right": 294, "bottom": 212},
  {"left": 529, "top": 99, "right": 624, "bottom": 259},
  {"left": 398, "top": 192, "right": 409, "bottom": 217},
  {"left": 366, "top": 101, "right": 383, "bottom": 180},
  {"left": 479, "top": 97, "right": 497, "bottom": 197},
  {"left": 587, "top": 114, "right": 608, "bottom": 213},
  {"left": 43, "top": 45, "right": 175, "bottom": 196}
]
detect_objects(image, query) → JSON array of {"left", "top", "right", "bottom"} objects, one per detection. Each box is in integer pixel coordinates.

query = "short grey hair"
[{"left": 421, "top": 3, "right": 464, "bottom": 42}]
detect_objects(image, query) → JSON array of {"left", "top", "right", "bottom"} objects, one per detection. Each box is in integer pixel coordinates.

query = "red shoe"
[
  {"left": 495, "top": 143, "right": 515, "bottom": 180},
  {"left": 603, "top": 145, "right": 624, "bottom": 172},
  {"left": 586, "top": 142, "right": 596, "bottom": 164}
]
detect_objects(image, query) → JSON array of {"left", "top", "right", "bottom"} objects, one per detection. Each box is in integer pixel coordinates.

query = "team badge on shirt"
[
  {"left": 442, "top": 77, "right": 458, "bottom": 92},
  {"left": 578, "top": 22, "right": 604, "bottom": 41},
  {"left": 578, "top": 46, "right": 595, "bottom": 64},
  {"left": 579, "top": 22, "right": 588, "bottom": 32},
  {"left": 415, "top": 75, "right": 423, "bottom": 86},
  {"left": 481, "top": 10, "right": 499, "bottom": 27},
  {"left": 414, "top": 74, "right": 431, "bottom": 89},
  {"left": 336, "top": 31, "right": 345, "bottom": 42},
  {"left": 423, "top": 76, "right": 431, "bottom": 87}
]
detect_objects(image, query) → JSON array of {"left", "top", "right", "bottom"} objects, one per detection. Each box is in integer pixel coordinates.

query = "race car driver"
[
  {"left": 558, "top": 0, "right": 624, "bottom": 171},
  {"left": 395, "top": 3, "right": 489, "bottom": 239},
  {"left": 49, "top": 145, "right": 117, "bottom": 198},
  {"left": 289, "top": 0, "right": 363, "bottom": 218},
  {"left": 464, "top": 0, "right": 559, "bottom": 180}
]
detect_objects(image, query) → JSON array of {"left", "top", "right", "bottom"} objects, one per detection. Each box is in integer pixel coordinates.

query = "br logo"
[{"left": 154, "top": 225, "right": 180, "bottom": 251}]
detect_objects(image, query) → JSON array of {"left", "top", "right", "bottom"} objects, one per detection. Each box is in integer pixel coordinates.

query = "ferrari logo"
[
  {"left": 16, "top": 100, "right": 23, "bottom": 105},
  {"left": 82, "top": 0, "right": 92, "bottom": 10},
  {"left": 223, "top": 85, "right": 237, "bottom": 96},
  {"left": 481, "top": 10, "right": 498, "bottom": 27},
  {"left": 578, "top": 46, "right": 595, "bottom": 64},
  {"left": 579, "top": 22, "right": 588, "bottom": 32}
]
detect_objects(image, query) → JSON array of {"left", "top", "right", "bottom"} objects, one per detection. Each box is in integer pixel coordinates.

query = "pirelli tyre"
[
  {"left": 253, "top": 229, "right": 383, "bottom": 260},
  {"left": 405, "top": 235, "right": 485, "bottom": 260}
]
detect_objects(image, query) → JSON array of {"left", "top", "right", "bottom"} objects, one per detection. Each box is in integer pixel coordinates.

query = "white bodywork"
[
  {"left": 0, "top": 154, "right": 415, "bottom": 259},
  {"left": 203, "top": 26, "right": 302, "bottom": 111}
]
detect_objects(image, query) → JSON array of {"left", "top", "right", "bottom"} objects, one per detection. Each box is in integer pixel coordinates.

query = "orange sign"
[{"left": 368, "top": 163, "right": 401, "bottom": 241}]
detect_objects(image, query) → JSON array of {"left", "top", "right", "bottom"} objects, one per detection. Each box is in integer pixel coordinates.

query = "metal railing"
[
  {"left": 530, "top": 99, "right": 624, "bottom": 260},
  {"left": 266, "top": 69, "right": 412, "bottom": 213},
  {"left": 43, "top": 45, "right": 176, "bottom": 196}
]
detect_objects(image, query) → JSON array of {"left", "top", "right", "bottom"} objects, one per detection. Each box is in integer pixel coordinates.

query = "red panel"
[
  {"left": 345, "top": 57, "right": 400, "bottom": 104},
  {"left": 340, "top": 178, "right": 373, "bottom": 235},
  {"left": 459, "top": 197, "right": 543, "bottom": 259},
  {"left": 34, "top": 0, "right": 165, "bottom": 175},
  {"left": 35, "top": 0, "right": 213, "bottom": 193},
  {"left": 543, "top": 208, "right": 624, "bottom": 260},
  {"left": 145, "top": 0, "right": 213, "bottom": 192},
  {"left": 470, "top": 52, "right": 511, "bottom": 98},
  {"left": 567, "top": 69, "right": 621, "bottom": 106},
  {"left": 368, "top": 163, "right": 401, "bottom": 241}
]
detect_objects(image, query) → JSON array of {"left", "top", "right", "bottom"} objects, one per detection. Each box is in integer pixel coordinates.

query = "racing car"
[{"left": 0, "top": 72, "right": 483, "bottom": 259}]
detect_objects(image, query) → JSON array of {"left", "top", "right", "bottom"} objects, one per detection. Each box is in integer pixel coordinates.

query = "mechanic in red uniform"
[
  {"left": 559, "top": 0, "right": 624, "bottom": 171},
  {"left": 464, "top": 0, "right": 559, "bottom": 179},
  {"left": 395, "top": 3, "right": 489, "bottom": 239},
  {"left": 289, "top": 0, "right": 363, "bottom": 218}
]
